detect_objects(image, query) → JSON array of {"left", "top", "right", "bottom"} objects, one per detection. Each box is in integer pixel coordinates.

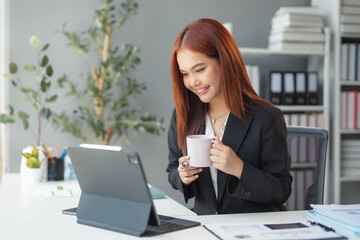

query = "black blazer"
[{"left": 166, "top": 103, "right": 292, "bottom": 215}]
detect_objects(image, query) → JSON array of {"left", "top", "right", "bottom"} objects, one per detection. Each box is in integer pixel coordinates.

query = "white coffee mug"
[{"left": 186, "top": 135, "right": 215, "bottom": 167}]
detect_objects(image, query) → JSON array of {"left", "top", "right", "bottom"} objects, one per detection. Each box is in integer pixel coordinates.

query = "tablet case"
[{"left": 67, "top": 147, "right": 160, "bottom": 236}]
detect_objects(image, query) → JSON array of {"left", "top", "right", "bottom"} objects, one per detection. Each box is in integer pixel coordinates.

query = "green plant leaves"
[
  {"left": 46, "top": 65, "right": 53, "bottom": 76},
  {"left": 21, "top": 146, "right": 41, "bottom": 168},
  {"left": 41, "top": 43, "right": 50, "bottom": 52},
  {"left": 24, "top": 65, "right": 36, "bottom": 72},
  {"left": 4, "top": 36, "right": 59, "bottom": 146},
  {"left": 46, "top": 95, "right": 58, "bottom": 102},
  {"left": 29, "top": 35, "right": 41, "bottom": 48},
  {"left": 9, "top": 62, "right": 18, "bottom": 74},
  {"left": 18, "top": 111, "right": 30, "bottom": 130},
  {"left": 0, "top": 114, "right": 15, "bottom": 123},
  {"left": 3, "top": 74, "right": 14, "bottom": 80},
  {"left": 41, "top": 55, "right": 49, "bottom": 67},
  {"left": 40, "top": 108, "right": 52, "bottom": 119},
  {"left": 52, "top": 0, "right": 164, "bottom": 145},
  {"left": 40, "top": 78, "right": 51, "bottom": 92}
]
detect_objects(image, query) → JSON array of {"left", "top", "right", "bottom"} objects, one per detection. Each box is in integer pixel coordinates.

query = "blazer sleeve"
[
  {"left": 227, "top": 107, "right": 292, "bottom": 206},
  {"left": 166, "top": 109, "right": 196, "bottom": 202}
]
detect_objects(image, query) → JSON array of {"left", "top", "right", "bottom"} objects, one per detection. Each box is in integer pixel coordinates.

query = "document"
[
  {"left": 28, "top": 183, "right": 81, "bottom": 198},
  {"left": 203, "top": 221, "right": 346, "bottom": 240}
]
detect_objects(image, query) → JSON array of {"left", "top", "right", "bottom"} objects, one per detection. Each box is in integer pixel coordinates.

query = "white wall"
[
  {"left": 0, "top": 0, "right": 10, "bottom": 177},
  {"left": 4, "top": 0, "right": 310, "bottom": 204}
]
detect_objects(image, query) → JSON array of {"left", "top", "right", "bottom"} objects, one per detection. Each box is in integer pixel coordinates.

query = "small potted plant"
[{"left": 20, "top": 145, "right": 46, "bottom": 183}]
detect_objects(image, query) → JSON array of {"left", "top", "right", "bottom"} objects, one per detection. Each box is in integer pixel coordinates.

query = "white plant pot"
[
  {"left": 21, "top": 166, "right": 44, "bottom": 184},
  {"left": 20, "top": 146, "right": 48, "bottom": 181}
]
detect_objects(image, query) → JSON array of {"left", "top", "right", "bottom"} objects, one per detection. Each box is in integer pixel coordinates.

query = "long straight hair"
[{"left": 171, "top": 18, "right": 270, "bottom": 154}]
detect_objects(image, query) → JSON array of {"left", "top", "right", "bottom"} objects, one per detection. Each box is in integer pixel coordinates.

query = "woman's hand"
[
  {"left": 210, "top": 137, "right": 244, "bottom": 179},
  {"left": 178, "top": 156, "right": 202, "bottom": 185}
]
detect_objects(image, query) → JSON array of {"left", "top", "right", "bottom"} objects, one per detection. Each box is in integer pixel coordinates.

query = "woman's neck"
[{"left": 208, "top": 98, "right": 229, "bottom": 118}]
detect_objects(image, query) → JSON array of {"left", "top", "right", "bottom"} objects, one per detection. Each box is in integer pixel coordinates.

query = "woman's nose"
[{"left": 190, "top": 74, "right": 199, "bottom": 87}]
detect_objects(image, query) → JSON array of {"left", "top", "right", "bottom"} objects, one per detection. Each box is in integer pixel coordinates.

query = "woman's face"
[{"left": 177, "top": 49, "right": 222, "bottom": 104}]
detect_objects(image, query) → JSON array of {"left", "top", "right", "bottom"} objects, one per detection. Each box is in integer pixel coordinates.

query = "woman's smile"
[{"left": 196, "top": 86, "right": 209, "bottom": 95}]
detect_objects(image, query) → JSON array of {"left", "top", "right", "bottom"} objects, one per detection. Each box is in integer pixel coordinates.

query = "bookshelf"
[
  {"left": 313, "top": 0, "right": 360, "bottom": 204},
  {"left": 239, "top": 27, "right": 331, "bottom": 207},
  {"left": 239, "top": 31, "right": 330, "bottom": 130}
]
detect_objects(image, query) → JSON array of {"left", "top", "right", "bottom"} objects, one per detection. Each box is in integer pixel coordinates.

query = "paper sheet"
[{"left": 204, "top": 221, "right": 346, "bottom": 240}]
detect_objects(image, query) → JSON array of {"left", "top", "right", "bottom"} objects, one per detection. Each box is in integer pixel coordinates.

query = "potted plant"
[
  {"left": 52, "top": 0, "right": 164, "bottom": 145},
  {"left": 20, "top": 145, "right": 46, "bottom": 183},
  {"left": 0, "top": 35, "right": 59, "bottom": 177}
]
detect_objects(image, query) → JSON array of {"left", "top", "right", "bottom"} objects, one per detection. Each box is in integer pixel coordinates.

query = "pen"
[
  {"left": 308, "top": 220, "right": 335, "bottom": 232},
  {"left": 53, "top": 145, "right": 59, "bottom": 158},
  {"left": 181, "top": 161, "right": 189, "bottom": 169},
  {"left": 60, "top": 149, "right": 68, "bottom": 159},
  {"left": 41, "top": 143, "right": 53, "bottom": 159}
]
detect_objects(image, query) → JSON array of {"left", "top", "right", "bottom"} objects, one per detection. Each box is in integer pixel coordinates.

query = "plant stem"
[
  {"left": 37, "top": 50, "right": 42, "bottom": 146},
  {"left": 93, "top": 25, "right": 112, "bottom": 144},
  {"left": 103, "top": 126, "right": 113, "bottom": 145}
]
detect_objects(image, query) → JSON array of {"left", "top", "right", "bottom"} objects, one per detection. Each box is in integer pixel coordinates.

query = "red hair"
[{"left": 171, "top": 18, "right": 270, "bottom": 154}]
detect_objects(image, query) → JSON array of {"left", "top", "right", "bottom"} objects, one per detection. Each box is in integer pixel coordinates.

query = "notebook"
[{"left": 65, "top": 144, "right": 200, "bottom": 237}]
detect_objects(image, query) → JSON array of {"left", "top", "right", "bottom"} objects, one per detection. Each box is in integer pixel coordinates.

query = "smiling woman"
[{"left": 166, "top": 18, "right": 292, "bottom": 215}]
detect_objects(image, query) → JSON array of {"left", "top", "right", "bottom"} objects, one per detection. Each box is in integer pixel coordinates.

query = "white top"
[{"left": 205, "top": 113, "right": 230, "bottom": 200}]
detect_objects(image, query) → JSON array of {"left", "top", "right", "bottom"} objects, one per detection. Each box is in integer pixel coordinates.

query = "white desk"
[{"left": 0, "top": 174, "right": 357, "bottom": 240}]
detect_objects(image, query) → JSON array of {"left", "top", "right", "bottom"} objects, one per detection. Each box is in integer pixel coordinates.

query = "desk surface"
[{"left": 0, "top": 174, "right": 358, "bottom": 240}]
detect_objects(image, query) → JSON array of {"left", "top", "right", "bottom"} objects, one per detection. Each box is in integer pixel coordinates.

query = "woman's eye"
[
  {"left": 181, "top": 73, "right": 188, "bottom": 77},
  {"left": 196, "top": 67, "right": 205, "bottom": 73}
]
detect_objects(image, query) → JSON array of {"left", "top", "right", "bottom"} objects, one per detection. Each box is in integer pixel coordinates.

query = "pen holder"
[{"left": 47, "top": 157, "right": 64, "bottom": 181}]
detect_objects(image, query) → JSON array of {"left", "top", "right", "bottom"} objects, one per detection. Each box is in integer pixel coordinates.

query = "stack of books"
[
  {"left": 341, "top": 42, "right": 360, "bottom": 81},
  {"left": 307, "top": 204, "right": 360, "bottom": 237},
  {"left": 268, "top": 6, "right": 325, "bottom": 51},
  {"left": 340, "top": 91, "right": 360, "bottom": 130},
  {"left": 341, "top": 0, "right": 360, "bottom": 34}
]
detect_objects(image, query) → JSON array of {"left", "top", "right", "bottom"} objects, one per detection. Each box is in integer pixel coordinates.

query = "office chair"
[{"left": 286, "top": 126, "right": 328, "bottom": 210}]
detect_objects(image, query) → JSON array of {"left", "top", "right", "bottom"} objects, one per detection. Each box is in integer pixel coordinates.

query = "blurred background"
[{"left": 0, "top": 0, "right": 311, "bottom": 204}]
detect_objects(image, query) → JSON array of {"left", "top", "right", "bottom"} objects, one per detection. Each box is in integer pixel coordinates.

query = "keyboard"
[{"left": 144, "top": 215, "right": 200, "bottom": 236}]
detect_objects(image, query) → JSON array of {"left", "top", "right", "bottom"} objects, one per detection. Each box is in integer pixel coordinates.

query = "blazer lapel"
[{"left": 217, "top": 112, "right": 254, "bottom": 204}]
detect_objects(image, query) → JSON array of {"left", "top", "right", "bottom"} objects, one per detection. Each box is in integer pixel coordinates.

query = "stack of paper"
[
  {"left": 341, "top": 0, "right": 360, "bottom": 34},
  {"left": 340, "top": 140, "right": 360, "bottom": 177},
  {"left": 268, "top": 6, "right": 325, "bottom": 51},
  {"left": 307, "top": 204, "right": 360, "bottom": 237}
]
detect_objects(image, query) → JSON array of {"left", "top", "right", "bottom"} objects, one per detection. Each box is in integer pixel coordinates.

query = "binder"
[
  {"left": 269, "top": 71, "right": 283, "bottom": 105},
  {"left": 307, "top": 72, "right": 319, "bottom": 105},
  {"left": 283, "top": 72, "right": 295, "bottom": 105},
  {"left": 295, "top": 72, "right": 307, "bottom": 105}
]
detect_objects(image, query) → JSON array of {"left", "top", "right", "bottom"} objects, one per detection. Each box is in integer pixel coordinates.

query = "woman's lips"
[{"left": 196, "top": 86, "right": 209, "bottom": 95}]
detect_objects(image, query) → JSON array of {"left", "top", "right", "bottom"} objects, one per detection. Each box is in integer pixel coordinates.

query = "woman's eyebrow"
[{"left": 179, "top": 63, "right": 205, "bottom": 72}]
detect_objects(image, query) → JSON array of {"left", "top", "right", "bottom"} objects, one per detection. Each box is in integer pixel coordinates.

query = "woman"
[{"left": 166, "top": 18, "right": 292, "bottom": 215}]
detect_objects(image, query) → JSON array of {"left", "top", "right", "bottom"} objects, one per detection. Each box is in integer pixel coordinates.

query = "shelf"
[
  {"left": 239, "top": 47, "right": 325, "bottom": 56},
  {"left": 278, "top": 105, "right": 324, "bottom": 112},
  {"left": 340, "top": 129, "right": 360, "bottom": 135},
  {"left": 341, "top": 33, "right": 360, "bottom": 39},
  {"left": 340, "top": 176, "right": 360, "bottom": 182},
  {"left": 340, "top": 80, "right": 360, "bottom": 86}
]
